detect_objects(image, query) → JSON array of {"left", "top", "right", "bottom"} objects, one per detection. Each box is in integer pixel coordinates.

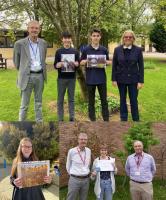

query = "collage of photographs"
[{"left": 0, "top": 1, "right": 166, "bottom": 200}]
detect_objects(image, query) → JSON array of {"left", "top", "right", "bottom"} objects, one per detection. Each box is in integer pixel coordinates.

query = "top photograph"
[{"left": 0, "top": 0, "right": 165, "bottom": 122}]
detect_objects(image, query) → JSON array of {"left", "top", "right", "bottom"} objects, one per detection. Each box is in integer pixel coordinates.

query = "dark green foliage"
[
  {"left": 124, "top": 122, "right": 159, "bottom": 154},
  {"left": 150, "top": 21, "right": 166, "bottom": 53},
  {"left": 0, "top": 123, "right": 59, "bottom": 162},
  {"left": 0, "top": 124, "right": 27, "bottom": 160},
  {"left": 31, "top": 122, "right": 59, "bottom": 162}
]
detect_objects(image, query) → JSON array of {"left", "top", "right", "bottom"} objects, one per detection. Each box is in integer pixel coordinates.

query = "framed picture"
[
  {"left": 61, "top": 54, "right": 75, "bottom": 72},
  {"left": 17, "top": 160, "right": 50, "bottom": 188},
  {"left": 87, "top": 55, "right": 106, "bottom": 68},
  {"left": 96, "top": 159, "right": 115, "bottom": 171}
]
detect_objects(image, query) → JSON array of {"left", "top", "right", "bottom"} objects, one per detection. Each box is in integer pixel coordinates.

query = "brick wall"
[{"left": 59, "top": 122, "right": 166, "bottom": 187}]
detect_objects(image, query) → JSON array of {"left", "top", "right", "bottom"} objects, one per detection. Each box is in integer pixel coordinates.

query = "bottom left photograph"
[{"left": 0, "top": 122, "right": 59, "bottom": 200}]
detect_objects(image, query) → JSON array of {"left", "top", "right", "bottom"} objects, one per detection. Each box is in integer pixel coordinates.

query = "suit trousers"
[
  {"left": 19, "top": 73, "right": 44, "bottom": 121},
  {"left": 130, "top": 180, "right": 153, "bottom": 200},
  {"left": 57, "top": 78, "right": 76, "bottom": 121},
  {"left": 87, "top": 83, "right": 109, "bottom": 121},
  {"left": 117, "top": 83, "right": 139, "bottom": 121},
  {"left": 67, "top": 176, "right": 89, "bottom": 200}
]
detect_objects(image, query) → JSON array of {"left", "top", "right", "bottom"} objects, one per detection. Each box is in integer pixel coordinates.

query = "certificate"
[
  {"left": 17, "top": 160, "right": 50, "bottom": 188},
  {"left": 61, "top": 54, "right": 75, "bottom": 72},
  {"left": 87, "top": 55, "right": 106, "bottom": 68},
  {"left": 96, "top": 159, "right": 115, "bottom": 171}
]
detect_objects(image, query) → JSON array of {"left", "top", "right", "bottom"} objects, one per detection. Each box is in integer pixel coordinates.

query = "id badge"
[
  {"left": 135, "top": 171, "right": 140, "bottom": 176},
  {"left": 33, "top": 60, "right": 41, "bottom": 70}
]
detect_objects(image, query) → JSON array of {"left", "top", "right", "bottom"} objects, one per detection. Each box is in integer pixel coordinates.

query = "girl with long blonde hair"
[{"left": 10, "top": 137, "right": 51, "bottom": 200}]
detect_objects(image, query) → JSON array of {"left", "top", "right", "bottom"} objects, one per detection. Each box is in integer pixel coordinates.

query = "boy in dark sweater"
[
  {"left": 54, "top": 32, "right": 79, "bottom": 121},
  {"left": 80, "top": 28, "right": 111, "bottom": 121}
]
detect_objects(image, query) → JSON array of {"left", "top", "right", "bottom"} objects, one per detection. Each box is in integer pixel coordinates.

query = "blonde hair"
[
  {"left": 11, "top": 137, "right": 38, "bottom": 177},
  {"left": 121, "top": 30, "right": 136, "bottom": 45}
]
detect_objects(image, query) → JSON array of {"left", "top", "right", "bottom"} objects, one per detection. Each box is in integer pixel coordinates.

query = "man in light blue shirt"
[
  {"left": 125, "top": 140, "right": 156, "bottom": 200},
  {"left": 13, "top": 20, "right": 47, "bottom": 121}
]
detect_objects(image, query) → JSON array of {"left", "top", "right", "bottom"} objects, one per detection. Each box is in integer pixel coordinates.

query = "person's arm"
[
  {"left": 66, "top": 149, "right": 72, "bottom": 175},
  {"left": 125, "top": 157, "right": 130, "bottom": 177},
  {"left": 105, "top": 48, "right": 112, "bottom": 65},
  {"left": 114, "top": 159, "right": 118, "bottom": 175},
  {"left": 137, "top": 48, "right": 144, "bottom": 89},
  {"left": 90, "top": 158, "right": 97, "bottom": 180},
  {"left": 13, "top": 42, "right": 21, "bottom": 70},
  {"left": 112, "top": 48, "right": 118, "bottom": 87},
  {"left": 151, "top": 156, "right": 156, "bottom": 176},
  {"left": 54, "top": 49, "right": 64, "bottom": 69},
  {"left": 74, "top": 50, "right": 80, "bottom": 68},
  {"left": 80, "top": 48, "right": 87, "bottom": 66}
]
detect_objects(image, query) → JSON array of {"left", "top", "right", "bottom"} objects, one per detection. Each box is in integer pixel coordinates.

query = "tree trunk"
[{"left": 77, "top": 68, "right": 88, "bottom": 101}]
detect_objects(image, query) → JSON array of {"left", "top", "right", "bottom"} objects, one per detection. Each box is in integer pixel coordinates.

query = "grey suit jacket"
[{"left": 13, "top": 37, "right": 47, "bottom": 90}]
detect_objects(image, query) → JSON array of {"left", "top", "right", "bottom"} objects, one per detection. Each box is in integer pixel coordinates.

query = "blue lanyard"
[{"left": 29, "top": 39, "right": 38, "bottom": 59}]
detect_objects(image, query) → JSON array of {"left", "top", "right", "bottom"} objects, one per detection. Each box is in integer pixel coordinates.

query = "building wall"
[
  {"left": 59, "top": 122, "right": 166, "bottom": 187},
  {"left": 0, "top": 43, "right": 58, "bottom": 59}
]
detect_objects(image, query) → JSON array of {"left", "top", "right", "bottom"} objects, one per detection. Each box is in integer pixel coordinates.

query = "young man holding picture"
[
  {"left": 54, "top": 32, "right": 79, "bottom": 121},
  {"left": 80, "top": 28, "right": 111, "bottom": 121}
]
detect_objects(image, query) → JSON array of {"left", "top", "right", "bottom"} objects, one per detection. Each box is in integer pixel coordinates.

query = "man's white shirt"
[{"left": 66, "top": 147, "right": 91, "bottom": 176}]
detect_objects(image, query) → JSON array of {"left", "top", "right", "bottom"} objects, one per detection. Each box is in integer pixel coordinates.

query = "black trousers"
[
  {"left": 87, "top": 83, "right": 109, "bottom": 121},
  {"left": 117, "top": 83, "right": 139, "bottom": 121}
]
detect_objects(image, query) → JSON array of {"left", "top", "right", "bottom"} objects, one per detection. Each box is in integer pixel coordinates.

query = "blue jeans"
[{"left": 97, "top": 179, "right": 112, "bottom": 200}]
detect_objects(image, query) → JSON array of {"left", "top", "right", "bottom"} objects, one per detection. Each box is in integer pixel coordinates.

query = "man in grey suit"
[{"left": 13, "top": 20, "right": 47, "bottom": 121}]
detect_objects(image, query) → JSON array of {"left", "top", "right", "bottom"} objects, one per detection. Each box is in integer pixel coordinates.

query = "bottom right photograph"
[{"left": 59, "top": 122, "right": 166, "bottom": 200}]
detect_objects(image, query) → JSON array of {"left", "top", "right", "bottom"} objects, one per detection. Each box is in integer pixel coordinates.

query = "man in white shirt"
[{"left": 66, "top": 132, "right": 91, "bottom": 200}]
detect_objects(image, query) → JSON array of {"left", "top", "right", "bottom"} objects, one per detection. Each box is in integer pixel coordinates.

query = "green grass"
[
  {"left": 60, "top": 175, "right": 166, "bottom": 200},
  {"left": 0, "top": 58, "right": 166, "bottom": 121}
]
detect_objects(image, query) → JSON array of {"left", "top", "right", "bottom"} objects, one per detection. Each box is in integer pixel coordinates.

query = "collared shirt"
[
  {"left": 123, "top": 45, "right": 132, "bottom": 49},
  {"left": 66, "top": 146, "right": 91, "bottom": 176},
  {"left": 80, "top": 45, "right": 109, "bottom": 85},
  {"left": 28, "top": 38, "right": 42, "bottom": 71},
  {"left": 125, "top": 152, "right": 156, "bottom": 182}
]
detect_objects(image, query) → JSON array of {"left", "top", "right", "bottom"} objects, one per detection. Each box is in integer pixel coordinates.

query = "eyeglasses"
[
  {"left": 22, "top": 145, "right": 32, "bottom": 149},
  {"left": 124, "top": 36, "right": 133, "bottom": 39}
]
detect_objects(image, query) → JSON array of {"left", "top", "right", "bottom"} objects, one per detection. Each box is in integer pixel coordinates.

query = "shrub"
[{"left": 0, "top": 122, "right": 59, "bottom": 162}]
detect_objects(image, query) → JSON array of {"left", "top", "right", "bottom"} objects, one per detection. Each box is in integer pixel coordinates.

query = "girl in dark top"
[
  {"left": 112, "top": 30, "right": 144, "bottom": 121},
  {"left": 91, "top": 144, "right": 117, "bottom": 200},
  {"left": 10, "top": 137, "right": 51, "bottom": 200}
]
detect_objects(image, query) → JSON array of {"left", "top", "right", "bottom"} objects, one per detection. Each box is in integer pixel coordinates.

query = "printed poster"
[
  {"left": 87, "top": 54, "right": 106, "bottom": 68},
  {"left": 61, "top": 54, "right": 75, "bottom": 72},
  {"left": 17, "top": 160, "right": 50, "bottom": 188}
]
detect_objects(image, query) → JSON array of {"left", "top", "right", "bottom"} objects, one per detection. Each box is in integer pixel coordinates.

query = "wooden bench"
[{"left": 0, "top": 54, "right": 7, "bottom": 69}]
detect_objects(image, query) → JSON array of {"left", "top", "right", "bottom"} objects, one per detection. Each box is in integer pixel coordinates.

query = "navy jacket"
[{"left": 112, "top": 45, "right": 144, "bottom": 84}]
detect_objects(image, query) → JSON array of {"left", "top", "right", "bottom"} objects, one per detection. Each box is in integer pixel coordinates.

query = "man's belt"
[
  {"left": 30, "top": 70, "right": 43, "bottom": 74},
  {"left": 70, "top": 174, "right": 90, "bottom": 179},
  {"left": 131, "top": 179, "right": 150, "bottom": 184}
]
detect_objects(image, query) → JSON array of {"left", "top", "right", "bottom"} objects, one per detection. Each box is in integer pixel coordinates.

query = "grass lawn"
[
  {"left": 60, "top": 175, "right": 166, "bottom": 200},
  {"left": 0, "top": 58, "right": 166, "bottom": 121}
]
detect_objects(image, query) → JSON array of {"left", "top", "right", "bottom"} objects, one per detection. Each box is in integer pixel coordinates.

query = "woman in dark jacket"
[
  {"left": 112, "top": 30, "right": 144, "bottom": 121},
  {"left": 10, "top": 137, "right": 51, "bottom": 200}
]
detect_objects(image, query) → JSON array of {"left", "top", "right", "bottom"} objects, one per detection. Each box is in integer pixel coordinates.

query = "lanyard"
[
  {"left": 134, "top": 153, "right": 144, "bottom": 169},
  {"left": 77, "top": 147, "right": 86, "bottom": 165},
  {"left": 29, "top": 39, "right": 38, "bottom": 59}
]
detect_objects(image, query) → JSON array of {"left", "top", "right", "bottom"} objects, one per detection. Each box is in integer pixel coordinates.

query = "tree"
[
  {"left": 0, "top": 124, "right": 27, "bottom": 160},
  {"left": 149, "top": 20, "right": 166, "bottom": 52}
]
